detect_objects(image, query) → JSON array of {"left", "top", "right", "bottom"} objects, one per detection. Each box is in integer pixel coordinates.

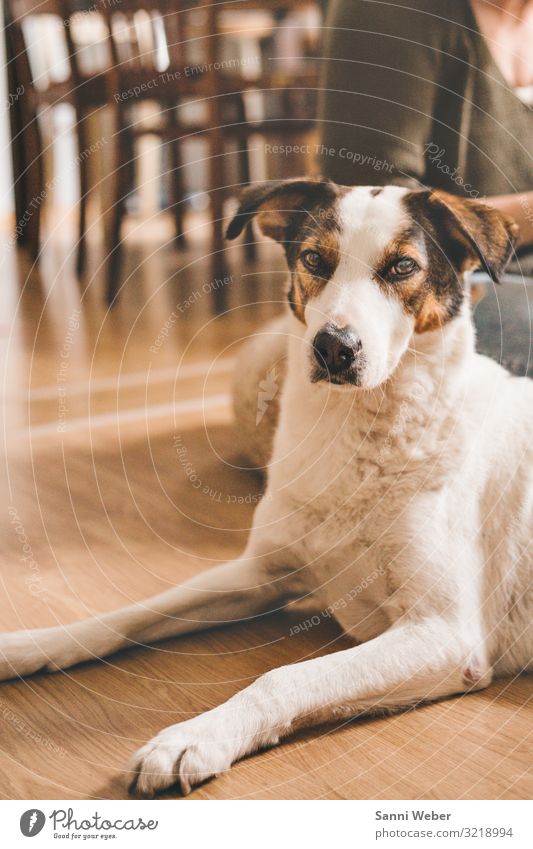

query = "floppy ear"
[
  {"left": 226, "top": 178, "right": 338, "bottom": 243},
  {"left": 426, "top": 190, "right": 519, "bottom": 283}
]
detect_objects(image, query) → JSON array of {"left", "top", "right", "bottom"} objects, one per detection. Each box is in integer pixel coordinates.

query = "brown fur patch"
[
  {"left": 226, "top": 178, "right": 340, "bottom": 245},
  {"left": 397, "top": 189, "right": 518, "bottom": 334},
  {"left": 470, "top": 282, "right": 486, "bottom": 306},
  {"left": 226, "top": 179, "right": 344, "bottom": 324},
  {"left": 414, "top": 293, "right": 450, "bottom": 333},
  {"left": 288, "top": 228, "right": 341, "bottom": 322},
  {"left": 255, "top": 194, "right": 309, "bottom": 242},
  {"left": 430, "top": 191, "right": 519, "bottom": 280},
  {"left": 290, "top": 271, "right": 307, "bottom": 323},
  {"left": 375, "top": 233, "right": 426, "bottom": 282},
  {"left": 373, "top": 229, "right": 450, "bottom": 331}
]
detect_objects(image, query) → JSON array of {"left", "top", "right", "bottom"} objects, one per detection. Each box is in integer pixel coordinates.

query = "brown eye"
[
  {"left": 301, "top": 250, "right": 322, "bottom": 272},
  {"left": 391, "top": 257, "right": 419, "bottom": 277}
]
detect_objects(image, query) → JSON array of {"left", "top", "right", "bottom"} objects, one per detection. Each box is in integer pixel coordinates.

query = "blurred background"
[
  {"left": 2, "top": 0, "right": 324, "bottom": 302},
  {"left": 0, "top": 0, "right": 330, "bottom": 451}
]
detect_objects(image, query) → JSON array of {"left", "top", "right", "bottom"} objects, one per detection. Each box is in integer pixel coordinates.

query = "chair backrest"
[
  {"left": 5, "top": 0, "right": 111, "bottom": 89},
  {"left": 103, "top": 0, "right": 189, "bottom": 75},
  {"left": 6, "top": 0, "right": 70, "bottom": 89},
  {"left": 10, "top": 0, "right": 67, "bottom": 16}
]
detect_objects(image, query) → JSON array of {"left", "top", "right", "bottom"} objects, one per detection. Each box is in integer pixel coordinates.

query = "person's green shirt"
[{"left": 318, "top": 0, "right": 533, "bottom": 198}]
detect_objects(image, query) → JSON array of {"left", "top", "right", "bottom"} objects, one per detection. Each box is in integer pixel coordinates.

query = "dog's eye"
[
  {"left": 300, "top": 250, "right": 323, "bottom": 272},
  {"left": 391, "top": 257, "right": 419, "bottom": 277}
]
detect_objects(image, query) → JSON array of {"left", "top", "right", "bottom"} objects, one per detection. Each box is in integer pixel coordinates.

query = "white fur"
[{"left": 0, "top": 186, "right": 531, "bottom": 797}]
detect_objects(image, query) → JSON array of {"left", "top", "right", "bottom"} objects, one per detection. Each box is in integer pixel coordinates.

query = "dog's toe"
[
  {"left": 129, "top": 745, "right": 184, "bottom": 797},
  {"left": 128, "top": 724, "right": 231, "bottom": 797}
]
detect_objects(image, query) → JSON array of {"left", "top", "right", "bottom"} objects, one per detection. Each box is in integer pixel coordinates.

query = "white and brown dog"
[{"left": 1, "top": 180, "right": 531, "bottom": 797}]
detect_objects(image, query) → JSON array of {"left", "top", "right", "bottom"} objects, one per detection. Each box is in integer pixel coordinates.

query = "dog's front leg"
[
  {"left": 130, "top": 615, "right": 491, "bottom": 796},
  {"left": 0, "top": 543, "right": 295, "bottom": 681}
]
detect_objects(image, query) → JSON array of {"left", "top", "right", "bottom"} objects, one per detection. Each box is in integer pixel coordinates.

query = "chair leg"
[
  {"left": 6, "top": 11, "right": 42, "bottom": 262},
  {"left": 26, "top": 120, "right": 43, "bottom": 263},
  {"left": 18, "top": 100, "right": 44, "bottom": 262},
  {"left": 105, "top": 125, "right": 129, "bottom": 306},
  {"left": 211, "top": 188, "right": 231, "bottom": 313},
  {"left": 204, "top": 5, "right": 231, "bottom": 307},
  {"left": 210, "top": 190, "right": 225, "bottom": 264},
  {"left": 170, "top": 141, "right": 187, "bottom": 247},
  {"left": 235, "top": 94, "right": 256, "bottom": 264},
  {"left": 75, "top": 116, "right": 89, "bottom": 277},
  {"left": 8, "top": 84, "right": 31, "bottom": 250},
  {"left": 243, "top": 220, "right": 256, "bottom": 263},
  {"left": 208, "top": 130, "right": 230, "bottom": 309},
  {"left": 168, "top": 106, "right": 187, "bottom": 248},
  {"left": 106, "top": 236, "right": 123, "bottom": 306},
  {"left": 106, "top": 180, "right": 126, "bottom": 306}
]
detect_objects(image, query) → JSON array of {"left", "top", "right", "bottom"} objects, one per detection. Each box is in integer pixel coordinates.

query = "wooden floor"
[{"left": 0, "top": 216, "right": 531, "bottom": 800}]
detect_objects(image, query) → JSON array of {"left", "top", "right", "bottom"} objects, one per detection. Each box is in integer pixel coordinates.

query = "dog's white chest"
[
  {"left": 288, "top": 492, "right": 397, "bottom": 639},
  {"left": 266, "top": 385, "right": 438, "bottom": 640},
  {"left": 268, "top": 444, "right": 399, "bottom": 641},
  {"left": 303, "top": 539, "right": 394, "bottom": 640}
]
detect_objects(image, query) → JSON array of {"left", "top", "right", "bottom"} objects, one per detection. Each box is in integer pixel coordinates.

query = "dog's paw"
[
  {"left": 128, "top": 720, "right": 232, "bottom": 797},
  {"left": 0, "top": 629, "right": 50, "bottom": 681},
  {"left": 0, "top": 627, "right": 90, "bottom": 681}
]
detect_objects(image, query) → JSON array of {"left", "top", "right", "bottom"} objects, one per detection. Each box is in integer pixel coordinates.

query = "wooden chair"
[
  {"left": 103, "top": 0, "right": 321, "bottom": 303},
  {"left": 4, "top": 0, "right": 110, "bottom": 275},
  {"left": 5, "top": 0, "right": 321, "bottom": 304},
  {"left": 101, "top": 0, "right": 263, "bottom": 303},
  {"left": 102, "top": 0, "right": 195, "bottom": 302},
  {"left": 197, "top": 0, "right": 320, "bottom": 271}
]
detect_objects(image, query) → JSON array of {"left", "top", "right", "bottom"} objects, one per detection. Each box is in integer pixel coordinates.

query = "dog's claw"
[
  {"left": 128, "top": 724, "right": 230, "bottom": 797},
  {"left": 127, "top": 769, "right": 141, "bottom": 797}
]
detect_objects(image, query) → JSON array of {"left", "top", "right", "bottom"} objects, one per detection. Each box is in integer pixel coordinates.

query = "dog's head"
[{"left": 227, "top": 179, "right": 518, "bottom": 389}]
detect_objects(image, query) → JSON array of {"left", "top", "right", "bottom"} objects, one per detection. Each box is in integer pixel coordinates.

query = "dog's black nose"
[{"left": 313, "top": 326, "right": 361, "bottom": 374}]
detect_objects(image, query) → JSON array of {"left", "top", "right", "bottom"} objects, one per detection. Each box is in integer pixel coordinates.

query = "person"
[{"left": 317, "top": 0, "right": 533, "bottom": 375}]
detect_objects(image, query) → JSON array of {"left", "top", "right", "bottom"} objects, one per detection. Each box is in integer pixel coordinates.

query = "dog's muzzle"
[{"left": 312, "top": 324, "right": 363, "bottom": 385}]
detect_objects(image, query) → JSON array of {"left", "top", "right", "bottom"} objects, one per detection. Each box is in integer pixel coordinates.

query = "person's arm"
[
  {"left": 317, "top": 0, "right": 448, "bottom": 187},
  {"left": 488, "top": 192, "right": 533, "bottom": 247}
]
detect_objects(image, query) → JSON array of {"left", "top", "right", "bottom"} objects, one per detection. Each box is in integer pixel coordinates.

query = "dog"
[{"left": 1, "top": 179, "right": 531, "bottom": 797}]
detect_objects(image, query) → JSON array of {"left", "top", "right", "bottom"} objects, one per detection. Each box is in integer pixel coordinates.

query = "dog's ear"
[
  {"left": 226, "top": 178, "right": 338, "bottom": 243},
  {"left": 424, "top": 190, "right": 519, "bottom": 283}
]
